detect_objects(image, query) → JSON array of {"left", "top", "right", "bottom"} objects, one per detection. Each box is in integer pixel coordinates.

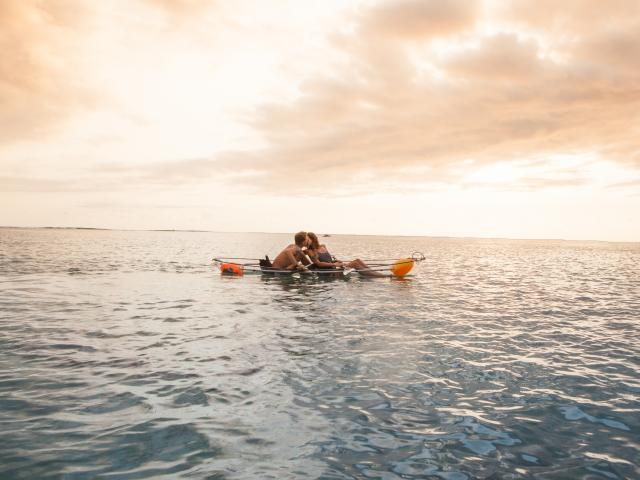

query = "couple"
[{"left": 271, "top": 231, "right": 385, "bottom": 277}]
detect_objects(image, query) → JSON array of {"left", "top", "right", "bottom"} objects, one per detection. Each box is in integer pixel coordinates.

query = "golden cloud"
[
  {"left": 1, "top": 0, "right": 638, "bottom": 197},
  {"left": 363, "top": 0, "right": 478, "bottom": 40},
  {"left": 219, "top": 0, "right": 640, "bottom": 193},
  {"left": 0, "top": 1, "right": 96, "bottom": 143}
]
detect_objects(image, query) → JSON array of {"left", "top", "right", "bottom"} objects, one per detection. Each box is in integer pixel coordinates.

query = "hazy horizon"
[
  {"left": 1, "top": 0, "right": 639, "bottom": 241},
  {"left": 2, "top": 224, "right": 639, "bottom": 244}
]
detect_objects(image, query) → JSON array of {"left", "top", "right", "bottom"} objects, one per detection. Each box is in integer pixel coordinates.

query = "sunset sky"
[{"left": 1, "top": 0, "right": 639, "bottom": 241}]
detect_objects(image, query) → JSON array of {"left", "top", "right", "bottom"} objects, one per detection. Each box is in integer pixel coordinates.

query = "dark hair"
[
  {"left": 294, "top": 231, "right": 307, "bottom": 247},
  {"left": 307, "top": 232, "right": 320, "bottom": 250}
]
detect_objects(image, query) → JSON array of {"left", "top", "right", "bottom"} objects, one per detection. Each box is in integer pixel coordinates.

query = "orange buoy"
[
  {"left": 391, "top": 258, "right": 413, "bottom": 277},
  {"left": 220, "top": 263, "right": 243, "bottom": 275}
]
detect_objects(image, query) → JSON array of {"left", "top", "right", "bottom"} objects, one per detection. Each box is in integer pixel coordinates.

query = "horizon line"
[{"left": 1, "top": 225, "right": 638, "bottom": 245}]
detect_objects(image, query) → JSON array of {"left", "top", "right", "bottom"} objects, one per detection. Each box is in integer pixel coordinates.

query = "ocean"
[{"left": 1, "top": 228, "right": 638, "bottom": 479}]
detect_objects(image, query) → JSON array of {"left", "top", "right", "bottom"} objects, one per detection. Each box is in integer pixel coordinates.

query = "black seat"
[{"left": 259, "top": 255, "right": 273, "bottom": 269}]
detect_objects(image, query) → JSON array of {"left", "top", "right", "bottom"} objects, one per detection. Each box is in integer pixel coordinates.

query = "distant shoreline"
[
  {"left": 1, "top": 225, "right": 637, "bottom": 244},
  {"left": 0, "top": 226, "right": 210, "bottom": 233}
]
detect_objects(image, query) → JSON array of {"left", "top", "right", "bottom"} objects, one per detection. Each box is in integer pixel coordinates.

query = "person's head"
[
  {"left": 307, "top": 232, "right": 320, "bottom": 250},
  {"left": 294, "top": 231, "right": 308, "bottom": 247}
]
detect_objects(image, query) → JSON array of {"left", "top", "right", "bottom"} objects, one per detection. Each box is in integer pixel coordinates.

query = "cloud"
[
  {"left": 605, "top": 178, "right": 640, "bottom": 190},
  {"left": 210, "top": 0, "right": 640, "bottom": 194},
  {"left": 2, "top": 0, "right": 638, "bottom": 200},
  {"left": 0, "top": 150, "right": 262, "bottom": 194},
  {"left": 443, "top": 34, "right": 544, "bottom": 82},
  {"left": 146, "top": 0, "right": 213, "bottom": 14},
  {"left": 0, "top": 0, "right": 226, "bottom": 149},
  {"left": 0, "top": 1, "right": 98, "bottom": 144},
  {"left": 0, "top": 176, "right": 77, "bottom": 193},
  {"left": 143, "top": 0, "right": 222, "bottom": 29},
  {"left": 362, "top": 0, "right": 478, "bottom": 40},
  {"left": 498, "top": 0, "right": 640, "bottom": 33}
]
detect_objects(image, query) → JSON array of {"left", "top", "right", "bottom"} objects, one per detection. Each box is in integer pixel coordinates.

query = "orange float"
[
  {"left": 220, "top": 263, "right": 244, "bottom": 275},
  {"left": 390, "top": 258, "right": 414, "bottom": 277}
]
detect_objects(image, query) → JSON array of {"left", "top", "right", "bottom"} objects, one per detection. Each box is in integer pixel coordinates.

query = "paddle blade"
[{"left": 391, "top": 258, "right": 413, "bottom": 277}]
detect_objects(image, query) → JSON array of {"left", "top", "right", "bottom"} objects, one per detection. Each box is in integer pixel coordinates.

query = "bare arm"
[{"left": 315, "top": 259, "right": 341, "bottom": 268}]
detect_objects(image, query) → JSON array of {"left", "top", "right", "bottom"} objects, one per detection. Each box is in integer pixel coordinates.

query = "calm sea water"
[{"left": 1, "top": 228, "right": 638, "bottom": 479}]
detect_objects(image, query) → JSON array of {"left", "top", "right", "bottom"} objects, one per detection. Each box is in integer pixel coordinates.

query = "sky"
[{"left": 1, "top": 0, "right": 639, "bottom": 241}]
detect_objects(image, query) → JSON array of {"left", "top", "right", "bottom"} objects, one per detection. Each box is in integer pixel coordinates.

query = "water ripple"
[{"left": 1, "top": 229, "right": 639, "bottom": 479}]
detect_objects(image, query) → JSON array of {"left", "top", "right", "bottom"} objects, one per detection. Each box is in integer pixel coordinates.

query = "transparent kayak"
[{"left": 212, "top": 252, "right": 425, "bottom": 277}]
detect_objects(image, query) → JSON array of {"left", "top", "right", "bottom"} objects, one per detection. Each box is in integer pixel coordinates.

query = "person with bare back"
[{"left": 271, "top": 231, "right": 311, "bottom": 271}]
